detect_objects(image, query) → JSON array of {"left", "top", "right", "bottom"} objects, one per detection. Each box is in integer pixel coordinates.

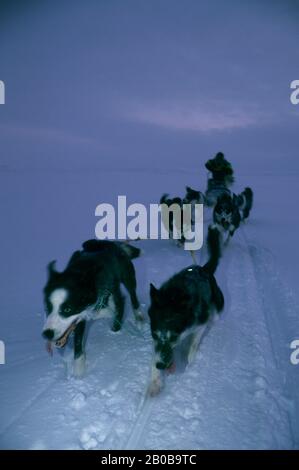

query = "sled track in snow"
[
  {"left": 120, "top": 226, "right": 259, "bottom": 450},
  {"left": 122, "top": 389, "right": 154, "bottom": 450},
  {"left": 0, "top": 372, "right": 59, "bottom": 438},
  {"left": 237, "top": 226, "right": 296, "bottom": 446},
  {"left": 239, "top": 227, "right": 278, "bottom": 366},
  {"left": 119, "top": 224, "right": 297, "bottom": 449},
  {"left": 119, "top": 227, "right": 257, "bottom": 450},
  {"left": 120, "top": 246, "right": 205, "bottom": 450}
]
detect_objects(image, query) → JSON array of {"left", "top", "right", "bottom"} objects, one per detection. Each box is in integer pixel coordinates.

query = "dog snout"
[
  {"left": 42, "top": 328, "right": 55, "bottom": 340},
  {"left": 156, "top": 343, "right": 173, "bottom": 369}
]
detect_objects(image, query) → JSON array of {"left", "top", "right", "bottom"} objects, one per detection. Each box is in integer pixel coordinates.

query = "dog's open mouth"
[{"left": 55, "top": 322, "right": 77, "bottom": 348}]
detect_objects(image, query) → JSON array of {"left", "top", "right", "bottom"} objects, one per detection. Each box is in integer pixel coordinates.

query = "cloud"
[
  {"left": 0, "top": 123, "right": 94, "bottom": 146},
  {"left": 121, "top": 100, "right": 267, "bottom": 132}
]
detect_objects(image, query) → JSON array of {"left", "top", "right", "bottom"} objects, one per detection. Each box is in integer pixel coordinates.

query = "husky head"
[
  {"left": 148, "top": 282, "right": 193, "bottom": 369},
  {"left": 42, "top": 256, "right": 97, "bottom": 347},
  {"left": 214, "top": 193, "right": 235, "bottom": 229}
]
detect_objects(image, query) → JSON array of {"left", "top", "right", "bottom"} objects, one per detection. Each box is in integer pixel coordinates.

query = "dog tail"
[
  {"left": 160, "top": 193, "right": 169, "bottom": 205},
  {"left": 244, "top": 187, "right": 253, "bottom": 205},
  {"left": 203, "top": 225, "right": 221, "bottom": 275}
]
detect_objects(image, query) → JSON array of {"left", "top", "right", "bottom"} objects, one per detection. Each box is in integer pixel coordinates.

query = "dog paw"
[
  {"left": 134, "top": 308, "right": 144, "bottom": 322},
  {"left": 73, "top": 354, "right": 86, "bottom": 378},
  {"left": 187, "top": 347, "right": 198, "bottom": 365},
  {"left": 111, "top": 321, "right": 122, "bottom": 332},
  {"left": 147, "top": 380, "right": 162, "bottom": 397}
]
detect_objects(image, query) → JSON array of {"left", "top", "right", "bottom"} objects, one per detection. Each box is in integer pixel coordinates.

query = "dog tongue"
[
  {"left": 46, "top": 341, "right": 53, "bottom": 356},
  {"left": 166, "top": 362, "right": 176, "bottom": 374},
  {"left": 45, "top": 323, "right": 77, "bottom": 356},
  {"left": 55, "top": 322, "right": 77, "bottom": 348}
]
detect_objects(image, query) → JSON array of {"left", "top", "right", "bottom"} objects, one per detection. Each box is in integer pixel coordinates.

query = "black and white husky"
[
  {"left": 42, "top": 240, "right": 143, "bottom": 377},
  {"left": 213, "top": 193, "right": 241, "bottom": 243},
  {"left": 236, "top": 187, "right": 253, "bottom": 221},
  {"left": 205, "top": 177, "right": 232, "bottom": 207},
  {"left": 147, "top": 226, "right": 224, "bottom": 395},
  {"left": 160, "top": 193, "right": 183, "bottom": 242},
  {"left": 160, "top": 186, "right": 205, "bottom": 245}
]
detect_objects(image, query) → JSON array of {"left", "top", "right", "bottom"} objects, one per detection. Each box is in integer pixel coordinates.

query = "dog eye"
[{"left": 62, "top": 306, "right": 72, "bottom": 314}]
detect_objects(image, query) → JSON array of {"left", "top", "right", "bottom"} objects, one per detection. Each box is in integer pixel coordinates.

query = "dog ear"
[
  {"left": 186, "top": 186, "right": 191, "bottom": 192},
  {"left": 150, "top": 283, "right": 159, "bottom": 302},
  {"left": 47, "top": 260, "right": 59, "bottom": 278}
]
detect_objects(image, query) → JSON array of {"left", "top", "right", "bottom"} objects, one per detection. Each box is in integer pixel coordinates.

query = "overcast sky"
[{"left": 0, "top": 0, "right": 299, "bottom": 174}]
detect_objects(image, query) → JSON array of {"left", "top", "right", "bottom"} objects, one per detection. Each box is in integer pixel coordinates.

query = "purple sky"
[{"left": 0, "top": 0, "right": 299, "bottom": 174}]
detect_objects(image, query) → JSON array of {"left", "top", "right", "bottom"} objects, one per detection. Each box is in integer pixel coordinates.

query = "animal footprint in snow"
[
  {"left": 70, "top": 392, "right": 86, "bottom": 410},
  {"left": 254, "top": 376, "right": 268, "bottom": 399},
  {"left": 80, "top": 421, "right": 109, "bottom": 449}
]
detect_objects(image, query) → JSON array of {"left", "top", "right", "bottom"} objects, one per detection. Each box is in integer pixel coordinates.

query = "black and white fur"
[
  {"left": 160, "top": 186, "right": 205, "bottom": 246},
  {"left": 183, "top": 186, "right": 205, "bottom": 206},
  {"left": 236, "top": 187, "right": 253, "bottom": 221},
  {"left": 147, "top": 226, "right": 224, "bottom": 395},
  {"left": 213, "top": 193, "right": 241, "bottom": 244},
  {"left": 42, "top": 240, "right": 142, "bottom": 377},
  {"left": 160, "top": 193, "right": 183, "bottom": 243},
  {"left": 205, "top": 180, "right": 232, "bottom": 207}
]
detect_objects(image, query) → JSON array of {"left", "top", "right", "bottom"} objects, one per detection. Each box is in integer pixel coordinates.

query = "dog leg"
[
  {"left": 243, "top": 208, "right": 249, "bottom": 220},
  {"left": 190, "top": 250, "right": 197, "bottom": 264},
  {"left": 74, "top": 320, "right": 86, "bottom": 377},
  {"left": 148, "top": 362, "right": 163, "bottom": 397},
  {"left": 187, "top": 325, "right": 207, "bottom": 365},
  {"left": 224, "top": 226, "right": 235, "bottom": 245},
  {"left": 122, "top": 263, "right": 144, "bottom": 322},
  {"left": 224, "top": 234, "right": 231, "bottom": 246},
  {"left": 111, "top": 287, "right": 125, "bottom": 332}
]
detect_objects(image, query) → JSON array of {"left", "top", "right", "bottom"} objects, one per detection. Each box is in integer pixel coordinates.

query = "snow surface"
[
  {"left": 1, "top": 0, "right": 299, "bottom": 450},
  {"left": 0, "top": 168, "right": 299, "bottom": 450}
]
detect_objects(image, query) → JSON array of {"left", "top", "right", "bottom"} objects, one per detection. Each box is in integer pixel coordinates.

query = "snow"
[
  {"left": 1, "top": 0, "right": 299, "bottom": 451},
  {"left": 0, "top": 168, "right": 299, "bottom": 450}
]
